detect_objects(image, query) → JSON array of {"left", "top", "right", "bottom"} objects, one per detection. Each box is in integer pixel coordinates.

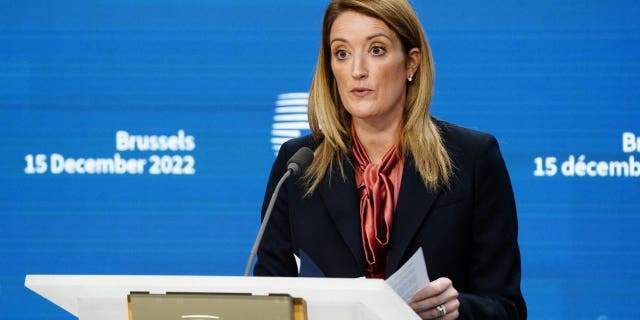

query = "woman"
[{"left": 254, "top": 0, "right": 526, "bottom": 319}]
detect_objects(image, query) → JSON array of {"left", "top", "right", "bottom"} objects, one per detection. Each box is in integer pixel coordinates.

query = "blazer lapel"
[
  {"left": 385, "top": 153, "right": 441, "bottom": 276},
  {"left": 318, "top": 159, "right": 366, "bottom": 273}
]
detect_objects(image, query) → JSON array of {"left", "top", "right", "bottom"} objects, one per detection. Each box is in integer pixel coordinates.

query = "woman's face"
[{"left": 329, "top": 11, "right": 419, "bottom": 127}]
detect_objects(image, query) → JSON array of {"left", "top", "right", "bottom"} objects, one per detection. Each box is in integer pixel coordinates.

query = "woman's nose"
[{"left": 351, "top": 54, "right": 368, "bottom": 80}]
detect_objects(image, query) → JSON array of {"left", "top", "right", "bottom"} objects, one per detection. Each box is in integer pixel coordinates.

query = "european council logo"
[{"left": 271, "top": 92, "right": 310, "bottom": 155}]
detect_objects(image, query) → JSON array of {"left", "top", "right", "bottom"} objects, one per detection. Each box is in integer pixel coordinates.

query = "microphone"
[
  {"left": 244, "top": 147, "right": 314, "bottom": 276},
  {"left": 286, "top": 146, "right": 314, "bottom": 175}
]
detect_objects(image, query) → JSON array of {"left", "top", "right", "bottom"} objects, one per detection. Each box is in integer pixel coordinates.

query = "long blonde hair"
[{"left": 305, "top": 0, "right": 452, "bottom": 194}]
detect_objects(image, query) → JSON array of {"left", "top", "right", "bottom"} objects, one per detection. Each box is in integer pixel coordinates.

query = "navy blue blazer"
[{"left": 254, "top": 120, "right": 526, "bottom": 319}]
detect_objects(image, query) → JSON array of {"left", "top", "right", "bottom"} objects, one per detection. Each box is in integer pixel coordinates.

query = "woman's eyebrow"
[
  {"left": 330, "top": 37, "right": 347, "bottom": 45},
  {"left": 330, "top": 33, "right": 391, "bottom": 46},
  {"left": 366, "top": 33, "right": 391, "bottom": 41}
]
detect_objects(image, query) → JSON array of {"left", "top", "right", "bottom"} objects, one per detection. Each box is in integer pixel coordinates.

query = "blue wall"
[{"left": 1, "top": 1, "right": 639, "bottom": 319}]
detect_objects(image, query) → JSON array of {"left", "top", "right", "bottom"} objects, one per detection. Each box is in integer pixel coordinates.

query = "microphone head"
[{"left": 286, "top": 147, "right": 314, "bottom": 176}]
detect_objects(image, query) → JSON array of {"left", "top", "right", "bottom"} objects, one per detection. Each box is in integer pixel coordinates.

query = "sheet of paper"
[{"left": 385, "top": 247, "right": 430, "bottom": 302}]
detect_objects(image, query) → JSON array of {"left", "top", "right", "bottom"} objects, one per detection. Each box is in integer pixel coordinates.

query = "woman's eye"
[
  {"left": 335, "top": 50, "right": 349, "bottom": 60},
  {"left": 371, "top": 46, "right": 386, "bottom": 56}
]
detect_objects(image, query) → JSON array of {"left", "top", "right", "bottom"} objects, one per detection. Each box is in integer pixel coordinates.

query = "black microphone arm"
[{"left": 244, "top": 147, "right": 314, "bottom": 276}]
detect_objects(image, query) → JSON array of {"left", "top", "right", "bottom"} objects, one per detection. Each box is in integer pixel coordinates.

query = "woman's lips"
[{"left": 351, "top": 87, "right": 374, "bottom": 98}]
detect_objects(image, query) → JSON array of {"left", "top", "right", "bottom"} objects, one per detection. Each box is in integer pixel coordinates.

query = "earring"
[{"left": 408, "top": 75, "right": 413, "bottom": 82}]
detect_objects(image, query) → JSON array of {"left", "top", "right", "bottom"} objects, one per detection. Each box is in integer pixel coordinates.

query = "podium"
[{"left": 25, "top": 275, "right": 420, "bottom": 320}]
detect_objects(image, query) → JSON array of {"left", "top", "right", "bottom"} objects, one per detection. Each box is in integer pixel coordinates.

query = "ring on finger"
[{"left": 436, "top": 304, "right": 447, "bottom": 317}]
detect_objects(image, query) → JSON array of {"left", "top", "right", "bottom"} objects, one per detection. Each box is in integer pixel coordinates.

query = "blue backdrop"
[{"left": 1, "top": 1, "right": 639, "bottom": 319}]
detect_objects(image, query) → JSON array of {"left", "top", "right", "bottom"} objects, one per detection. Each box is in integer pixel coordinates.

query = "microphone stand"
[{"left": 243, "top": 168, "right": 292, "bottom": 276}]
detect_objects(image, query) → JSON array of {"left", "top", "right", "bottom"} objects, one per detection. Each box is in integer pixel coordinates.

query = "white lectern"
[{"left": 25, "top": 275, "right": 420, "bottom": 320}]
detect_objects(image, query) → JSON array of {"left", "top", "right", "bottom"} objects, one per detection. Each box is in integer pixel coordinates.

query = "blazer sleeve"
[
  {"left": 458, "top": 136, "right": 527, "bottom": 319},
  {"left": 253, "top": 140, "right": 299, "bottom": 277}
]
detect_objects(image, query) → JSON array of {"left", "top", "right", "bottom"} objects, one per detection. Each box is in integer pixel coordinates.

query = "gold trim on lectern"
[
  {"left": 128, "top": 292, "right": 306, "bottom": 320},
  {"left": 293, "top": 297, "right": 308, "bottom": 320}
]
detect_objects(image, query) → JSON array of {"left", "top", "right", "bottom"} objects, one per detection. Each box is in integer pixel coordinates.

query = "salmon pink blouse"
[{"left": 352, "top": 127, "right": 403, "bottom": 278}]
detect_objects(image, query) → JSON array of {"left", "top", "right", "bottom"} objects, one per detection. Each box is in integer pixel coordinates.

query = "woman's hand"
[{"left": 409, "top": 277, "right": 460, "bottom": 319}]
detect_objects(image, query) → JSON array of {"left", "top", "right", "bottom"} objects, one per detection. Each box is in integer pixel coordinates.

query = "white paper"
[{"left": 385, "top": 247, "right": 430, "bottom": 302}]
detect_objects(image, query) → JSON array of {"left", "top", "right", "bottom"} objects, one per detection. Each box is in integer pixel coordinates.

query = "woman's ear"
[{"left": 406, "top": 48, "right": 421, "bottom": 79}]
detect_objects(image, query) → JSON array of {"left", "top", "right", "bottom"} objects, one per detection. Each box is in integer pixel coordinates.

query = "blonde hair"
[{"left": 305, "top": 0, "right": 452, "bottom": 194}]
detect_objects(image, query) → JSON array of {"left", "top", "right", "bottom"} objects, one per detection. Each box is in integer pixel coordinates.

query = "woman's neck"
[{"left": 352, "top": 118, "right": 401, "bottom": 164}]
